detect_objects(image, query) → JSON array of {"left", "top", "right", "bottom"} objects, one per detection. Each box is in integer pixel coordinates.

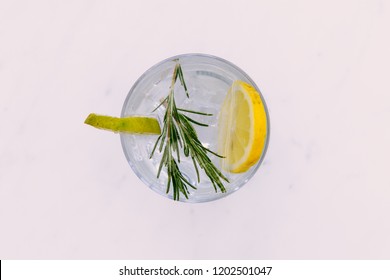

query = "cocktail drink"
[{"left": 120, "top": 54, "right": 269, "bottom": 202}]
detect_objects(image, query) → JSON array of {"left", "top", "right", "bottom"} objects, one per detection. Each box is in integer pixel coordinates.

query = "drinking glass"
[{"left": 120, "top": 54, "right": 269, "bottom": 202}]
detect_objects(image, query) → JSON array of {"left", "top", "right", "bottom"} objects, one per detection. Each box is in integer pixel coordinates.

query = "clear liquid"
[{"left": 121, "top": 54, "right": 268, "bottom": 202}]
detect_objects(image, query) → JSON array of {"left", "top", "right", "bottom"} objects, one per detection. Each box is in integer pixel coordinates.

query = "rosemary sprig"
[{"left": 150, "top": 61, "right": 229, "bottom": 200}]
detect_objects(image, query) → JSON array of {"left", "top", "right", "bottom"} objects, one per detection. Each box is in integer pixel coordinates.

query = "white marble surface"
[{"left": 1, "top": 0, "right": 390, "bottom": 259}]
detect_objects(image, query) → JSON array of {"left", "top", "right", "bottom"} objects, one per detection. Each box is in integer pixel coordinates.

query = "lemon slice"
[
  {"left": 84, "top": 113, "right": 161, "bottom": 134},
  {"left": 218, "top": 80, "right": 268, "bottom": 173}
]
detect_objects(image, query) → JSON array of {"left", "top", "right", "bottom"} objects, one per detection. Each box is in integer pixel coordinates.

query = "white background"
[{"left": 1, "top": 0, "right": 389, "bottom": 259}]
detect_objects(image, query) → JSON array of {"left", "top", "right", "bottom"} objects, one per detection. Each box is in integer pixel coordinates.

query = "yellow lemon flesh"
[
  {"left": 218, "top": 80, "right": 268, "bottom": 173},
  {"left": 84, "top": 113, "right": 161, "bottom": 135}
]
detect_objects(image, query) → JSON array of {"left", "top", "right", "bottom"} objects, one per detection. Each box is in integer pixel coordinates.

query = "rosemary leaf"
[
  {"left": 177, "top": 108, "right": 213, "bottom": 116},
  {"left": 152, "top": 96, "right": 168, "bottom": 113},
  {"left": 181, "top": 114, "right": 209, "bottom": 127},
  {"left": 177, "top": 65, "right": 189, "bottom": 97}
]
